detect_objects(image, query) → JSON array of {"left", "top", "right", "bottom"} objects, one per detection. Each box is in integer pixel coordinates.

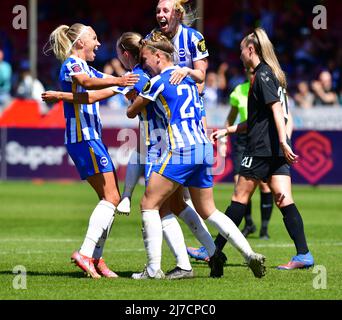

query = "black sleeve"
[{"left": 256, "top": 70, "right": 280, "bottom": 105}]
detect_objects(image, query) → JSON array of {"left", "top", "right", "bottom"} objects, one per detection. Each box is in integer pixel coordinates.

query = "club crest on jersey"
[
  {"left": 142, "top": 81, "right": 151, "bottom": 93},
  {"left": 71, "top": 64, "right": 82, "bottom": 73},
  {"left": 178, "top": 48, "right": 186, "bottom": 58},
  {"left": 100, "top": 157, "right": 108, "bottom": 167},
  {"left": 197, "top": 39, "right": 207, "bottom": 53}
]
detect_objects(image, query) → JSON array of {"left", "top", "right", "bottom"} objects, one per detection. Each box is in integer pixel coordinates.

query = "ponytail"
[
  {"left": 174, "top": 0, "right": 197, "bottom": 26},
  {"left": 45, "top": 23, "right": 88, "bottom": 62},
  {"left": 117, "top": 32, "right": 143, "bottom": 62},
  {"left": 244, "top": 27, "right": 287, "bottom": 88}
]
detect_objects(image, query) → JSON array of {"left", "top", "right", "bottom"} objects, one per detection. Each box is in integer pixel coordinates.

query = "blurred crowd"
[{"left": 0, "top": 0, "right": 341, "bottom": 113}]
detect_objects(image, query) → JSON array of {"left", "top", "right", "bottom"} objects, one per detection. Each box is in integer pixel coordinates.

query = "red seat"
[
  {"left": 38, "top": 101, "right": 65, "bottom": 128},
  {"left": 0, "top": 99, "right": 42, "bottom": 128}
]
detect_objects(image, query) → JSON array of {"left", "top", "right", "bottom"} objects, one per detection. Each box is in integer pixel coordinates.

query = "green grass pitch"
[{"left": 0, "top": 180, "right": 341, "bottom": 300}]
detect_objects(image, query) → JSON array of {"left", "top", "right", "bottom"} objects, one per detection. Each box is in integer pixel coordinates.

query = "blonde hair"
[
  {"left": 117, "top": 32, "right": 143, "bottom": 62},
  {"left": 174, "top": 0, "right": 196, "bottom": 26},
  {"left": 141, "top": 31, "right": 175, "bottom": 61},
  {"left": 45, "top": 23, "right": 89, "bottom": 62},
  {"left": 157, "top": 0, "right": 196, "bottom": 27},
  {"left": 244, "top": 27, "right": 287, "bottom": 88}
]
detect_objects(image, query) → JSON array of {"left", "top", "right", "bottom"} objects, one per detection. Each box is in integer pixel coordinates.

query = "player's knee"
[
  {"left": 140, "top": 195, "right": 150, "bottom": 211},
  {"left": 273, "top": 192, "right": 293, "bottom": 208},
  {"left": 259, "top": 182, "right": 271, "bottom": 193},
  {"left": 232, "top": 191, "right": 250, "bottom": 205},
  {"left": 102, "top": 192, "right": 120, "bottom": 207}
]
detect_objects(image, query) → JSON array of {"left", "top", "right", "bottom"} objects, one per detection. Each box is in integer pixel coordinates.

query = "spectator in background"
[
  {"left": 0, "top": 49, "right": 12, "bottom": 109},
  {"left": 203, "top": 63, "right": 228, "bottom": 109},
  {"left": 294, "top": 81, "right": 314, "bottom": 109},
  {"left": 227, "top": 64, "right": 245, "bottom": 94},
  {"left": 312, "top": 70, "right": 338, "bottom": 106},
  {"left": 15, "top": 61, "right": 48, "bottom": 114}
]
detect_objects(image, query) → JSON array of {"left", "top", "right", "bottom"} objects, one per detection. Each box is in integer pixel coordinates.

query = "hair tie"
[{"left": 68, "top": 26, "right": 89, "bottom": 53}]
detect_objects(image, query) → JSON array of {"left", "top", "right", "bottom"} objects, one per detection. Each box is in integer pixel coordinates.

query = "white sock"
[
  {"left": 92, "top": 215, "right": 115, "bottom": 259},
  {"left": 184, "top": 198, "right": 195, "bottom": 210},
  {"left": 206, "top": 209, "right": 254, "bottom": 260},
  {"left": 183, "top": 188, "right": 195, "bottom": 209},
  {"left": 142, "top": 210, "right": 163, "bottom": 276},
  {"left": 79, "top": 200, "right": 115, "bottom": 258},
  {"left": 162, "top": 214, "right": 192, "bottom": 271},
  {"left": 179, "top": 206, "right": 216, "bottom": 257},
  {"left": 122, "top": 150, "right": 144, "bottom": 199}
]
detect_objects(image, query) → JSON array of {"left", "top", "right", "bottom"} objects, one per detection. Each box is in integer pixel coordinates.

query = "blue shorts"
[
  {"left": 66, "top": 140, "right": 115, "bottom": 180},
  {"left": 152, "top": 144, "right": 213, "bottom": 188},
  {"left": 145, "top": 162, "right": 153, "bottom": 185},
  {"left": 144, "top": 150, "right": 160, "bottom": 185}
]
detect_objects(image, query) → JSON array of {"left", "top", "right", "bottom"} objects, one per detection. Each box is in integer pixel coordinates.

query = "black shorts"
[
  {"left": 238, "top": 156, "right": 290, "bottom": 182},
  {"left": 232, "top": 134, "right": 248, "bottom": 175}
]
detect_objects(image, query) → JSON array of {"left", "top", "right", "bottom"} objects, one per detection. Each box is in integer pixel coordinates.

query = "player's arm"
[
  {"left": 42, "top": 88, "right": 117, "bottom": 104},
  {"left": 126, "top": 96, "right": 150, "bottom": 118},
  {"left": 170, "top": 58, "right": 208, "bottom": 88},
  {"left": 226, "top": 105, "right": 238, "bottom": 126},
  {"left": 270, "top": 101, "right": 298, "bottom": 164},
  {"left": 72, "top": 73, "right": 139, "bottom": 90},
  {"left": 217, "top": 104, "right": 238, "bottom": 156},
  {"left": 210, "top": 121, "right": 247, "bottom": 143},
  {"left": 286, "top": 109, "right": 294, "bottom": 139}
]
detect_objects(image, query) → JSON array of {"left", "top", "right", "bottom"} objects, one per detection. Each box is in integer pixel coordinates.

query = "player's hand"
[
  {"left": 126, "top": 89, "right": 137, "bottom": 101},
  {"left": 280, "top": 142, "right": 298, "bottom": 165},
  {"left": 210, "top": 129, "right": 228, "bottom": 144},
  {"left": 41, "top": 91, "right": 61, "bottom": 103},
  {"left": 170, "top": 67, "right": 189, "bottom": 85},
  {"left": 115, "top": 73, "right": 139, "bottom": 87}
]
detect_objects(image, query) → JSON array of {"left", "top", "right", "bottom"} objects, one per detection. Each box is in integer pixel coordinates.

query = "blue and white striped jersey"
[
  {"left": 59, "top": 55, "right": 105, "bottom": 145},
  {"left": 112, "top": 65, "right": 166, "bottom": 160},
  {"left": 147, "top": 24, "right": 209, "bottom": 68},
  {"left": 140, "top": 66, "right": 209, "bottom": 151},
  {"left": 147, "top": 24, "right": 209, "bottom": 117},
  {"left": 171, "top": 24, "right": 209, "bottom": 68}
]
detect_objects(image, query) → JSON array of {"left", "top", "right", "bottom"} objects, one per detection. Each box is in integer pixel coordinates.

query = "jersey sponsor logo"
[
  {"left": 100, "top": 156, "right": 109, "bottom": 167},
  {"left": 71, "top": 64, "right": 82, "bottom": 73},
  {"left": 178, "top": 48, "right": 186, "bottom": 58},
  {"left": 241, "top": 156, "right": 253, "bottom": 168},
  {"left": 142, "top": 81, "right": 151, "bottom": 94},
  {"left": 197, "top": 39, "right": 207, "bottom": 53}
]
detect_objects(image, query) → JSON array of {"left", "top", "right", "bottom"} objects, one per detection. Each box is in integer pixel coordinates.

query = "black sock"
[
  {"left": 214, "top": 201, "right": 247, "bottom": 251},
  {"left": 244, "top": 201, "right": 253, "bottom": 226},
  {"left": 260, "top": 192, "right": 273, "bottom": 231},
  {"left": 280, "top": 204, "right": 309, "bottom": 255}
]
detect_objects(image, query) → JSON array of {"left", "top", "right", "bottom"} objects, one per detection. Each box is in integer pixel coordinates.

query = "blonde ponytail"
[
  {"left": 174, "top": 0, "right": 197, "bottom": 26},
  {"left": 245, "top": 27, "right": 287, "bottom": 88},
  {"left": 45, "top": 23, "right": 87, "bottom": 62}
]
